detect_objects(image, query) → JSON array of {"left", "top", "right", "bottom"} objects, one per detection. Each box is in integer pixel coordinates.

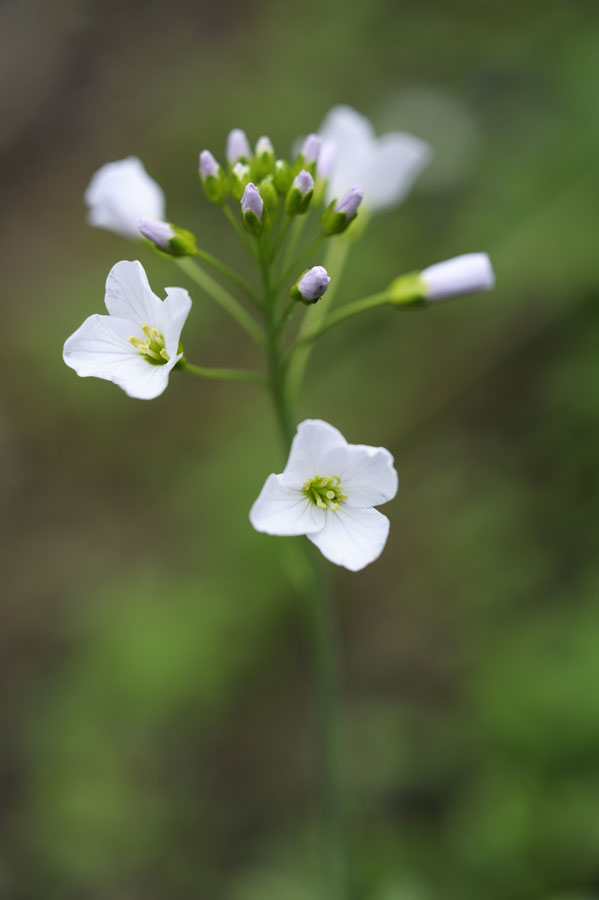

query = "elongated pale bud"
[
  {"left": 298, "top": 133, "right": 322, "bottom": 172},
  {"left": 321, "top": 186, "right": 363, "bottom": 235},
  {"left": 230, "top": 162, "right": 251, "bottom": 201},
  {"left": 199, "top": 150, "right": 229, "bottom": 205},
  {"left": 316, "top": 140, "right": 337, "bottom": 180},
  {"left": 291, "top": 266, "right": 331, "bottom": 304},
  {"left": 422, "top": 253, "right": 495, "bottom": 301},
  {"left": 241, "top": 182, "right": 268, "bottom": 235},
  {"left": 226, "top": 128, "right": 252, "bottom": 165},
  {"left": 139, "top": 218, "right": 197, "bottom": 257},
  {"left": 253, "top": 135, "right": 275, "bottom": 179},
  {"left": 388, "top": 253, "right": 495, "bottom": 308},
  {"left": 285, "top": 169, "right": 314, "bottom": 215}
]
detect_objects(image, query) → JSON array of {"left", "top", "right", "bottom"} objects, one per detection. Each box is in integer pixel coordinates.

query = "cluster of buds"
[{"left": 195, "top": 128, "right": 364, "bottom": 239}]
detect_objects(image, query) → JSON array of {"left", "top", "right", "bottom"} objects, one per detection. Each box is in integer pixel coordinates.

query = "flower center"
[
  {"left": 302, "top": 475, "right": 347, "bottom": 511},
  {"left": 128, "top": 323, "right": 170, "bottom": 365}
]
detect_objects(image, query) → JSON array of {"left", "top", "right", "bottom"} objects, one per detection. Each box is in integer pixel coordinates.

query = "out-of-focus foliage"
[{"left": 0, "top": 0, "right": 597, "bottom": 898}]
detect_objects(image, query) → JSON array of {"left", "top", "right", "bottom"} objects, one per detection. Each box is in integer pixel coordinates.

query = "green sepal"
[
  {"left": 292, "top": 155, "right": 316, "bottom": 178},
  {"left": 252, "top": 146, "right": 275, "bottom": 180},
  {"left": 200, "top": 169, "right": 230, "bottom": 205},
  {"left": 321, "top": 200, "right": 355, "bottom": 236},
  {"left": 242, "top": 206, "right": 271, "bottom": 236},
  {"left": 388, "top": 271, "right": 427, "bottom": 307},
  {"left": 285, "top": 186, "right": 313, "bottom": 216},
  {"left": 167, "top": 226, "right": 198, "bottom": 258},
  {"left": 258, "top": 175, "right": 279, "bottom": 211},
  {"left": 273, "top": 159, "right": 292, "bottom": 194},
  {"left": 230, "top": 164, "right": 251, "bottom": 201}
]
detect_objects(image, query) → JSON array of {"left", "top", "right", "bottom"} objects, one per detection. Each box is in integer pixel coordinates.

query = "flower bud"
[
  {"left": 258, "top": 175, "right": 279, "bottom": 211},
  {"left": 241, "top": 182, "right": 269, "bottom": 236},
  {"left": 291, "top": 266, "right": 331, "bottom": 304},
  {"left": 253, "top": 135, "right": 275, "bottom": 179},
  {"left": 316, "top": 140, "right": 337, "bottom": 180},
  {"left": 230, "top": 162, "right": 251, "bottom": 201},
  {"left": 273, "top": 159, "right": 292, "bottom": 194},
  {"left": 298, "top": 133, "right": 322, "bottom": 172},
  {"left": 388, "top": 253, "right": 495, "bottom": 308},
  {"left": 226, "top": 128, "right": 252, "bottom": 165},
  {"left": 139, "top": 218, "right": 197, "bottom": 257},
  {"left": 421, "top": 253, "right": 495, "bottom": 301},
  {"left": 199, "top": 150, "right": 229, "bottom": 205},
  {"left": 321, "top": 186, "right": 363, "bottom": 235},
  {"left": 285, "top": 169, "right": 314, "bottom": 215}
]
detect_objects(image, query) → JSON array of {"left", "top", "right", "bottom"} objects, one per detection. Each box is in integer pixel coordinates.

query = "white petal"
[
  {"left": 364, "top": 132, "right": 432, "bottom": 211},
  {"left": 320, "top": 443, "right": 398, "bottom": 508},
  {"left": 162, "top": 287, "right": 192, "bottom": 360},
  {"left": 250, "top": 474, "right": 325, "bottom": 536},
  {"left": 63, "top": 314, "right": 173, "bottom": 400},
  {"left": 104, "top": 260, "right": 164, "bottom": 328},
  {"left": 85, "top": 157, "right": 165, "bottom": 239},
  {"left": 422, "top": 253, "right": 495, "bottom": 301},
  {"left": 319, "top": 105, "right": 375, "bottom": 152},
  {"left": 280, "top": 419, "right": 347, "bottom": 489},
  {"left": 307, "top": 506, "right": 390, "bottom": 572}
]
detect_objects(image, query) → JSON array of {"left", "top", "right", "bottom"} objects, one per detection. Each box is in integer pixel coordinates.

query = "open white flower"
[
  {"left": 318, "top": 105, "right": 432, "bottom": 213},
  {"left": 85, "top": 157, "right": 165, "bottom": 238},
  {"left": 63, "top": 260, "right": 191, "bottom": 400},
  {"left": 250, "top": 420, "right": 398, "bottom": 571}
]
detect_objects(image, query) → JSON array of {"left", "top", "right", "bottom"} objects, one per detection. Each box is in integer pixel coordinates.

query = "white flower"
[
  {"left": 318, "top": 105, "right": 432, "bottom": 213},
  {"left": 63, "top": 260, "right": 191, "bottom": 400},
  {"left": 85, "top": 157, "right": 165, "bottom": 238},
  {"left": 250, "top": 420, "right": 398, "bottom": 571}
]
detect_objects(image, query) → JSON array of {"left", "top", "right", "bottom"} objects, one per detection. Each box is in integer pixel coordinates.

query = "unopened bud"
[
  {"left": 199, "top": 150, "right": 229, "bottom": 204},
  {"left": 253, "top": 135, "right": 275, "bottom": 179},
  {"left": 300, "top": 133, "right": 321, "bottom": 166},
  {"left": 421, "top": 253, "right": 495, "bottom": 301},
  {"left": 241, "top": 182, "right": 268, "bottom": 236},
  {"left": 139, "top": 218, "right": 197, "bottom": 257},
  {"left": 291, "top": 266, "right": 331, "bottom": 304},
  {"left": 285, "top": 169, "right": 314, "bottom": 215},
  {"left": 273, "top": 159, "right": 292, "bottom": 194},
  {"left": 231, "top": 162, "right": 251, "bottom": 201},
  {"left": 258, "top": 175, "right": 279, "bottom": 211},
  {"left": 226, "top": 128, "right": 251, "bottom": 165},
  {"left": 316, "top": 140, "right": 337, "bottom": 180},
  {"left": 321, "top": 186, "right": 363, "bottom": 235}
]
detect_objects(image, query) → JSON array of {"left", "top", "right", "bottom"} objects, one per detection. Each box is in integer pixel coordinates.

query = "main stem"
[{"left": 258, "top": 237, "right": 350, "bottom": 899}]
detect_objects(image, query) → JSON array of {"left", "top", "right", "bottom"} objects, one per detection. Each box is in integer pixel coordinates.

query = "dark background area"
[{"left": 0, "top": 0, "right": 597, "bottom": 897}]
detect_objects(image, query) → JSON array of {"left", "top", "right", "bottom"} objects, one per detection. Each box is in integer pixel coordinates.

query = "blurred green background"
[{"left": 1, "top": 0, "right": 597, "bottom": 897}]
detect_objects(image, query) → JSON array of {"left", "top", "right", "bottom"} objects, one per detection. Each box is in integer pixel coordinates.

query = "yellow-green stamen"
[
  {"left": 127, "top": 322, "right": 170, "bottom": 365},
  {"left": 302, "top": 475, "right": 347, "bottom": 511}
]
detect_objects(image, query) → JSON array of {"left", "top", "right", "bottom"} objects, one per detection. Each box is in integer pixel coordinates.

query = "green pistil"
[
  {"left": 128, "top": 322, "right": 170, "bottom": 365},
  {"left": 302, "top": 475, "right": 347, "bottom": 511}
]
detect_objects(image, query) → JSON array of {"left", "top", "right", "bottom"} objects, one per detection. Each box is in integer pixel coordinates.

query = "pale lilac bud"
[
  {"left": 255, "top": 135, "right": 274, "bottom": 157},
  {"left": 226, "top": 128, "right": 251, "bottom": 165},
  {"left": 316, "top": 140, "right": 337, "bottom": 180},
  {"left": 297, "top": 266, "right": 331, "bottom": 302},
  {"left": 138, "top": 217, "right": 175, "bottom": 248},
  {"left": 301, "top": 133, "right": 321, "bottom": 164},
  {"left": 293, "top": 169, "right": 314, "bottom": 196},
  {"left": 241, "top": 183, "right": 263, "bottom": 219},
  {"left": 199, "top": 149, "right": 219, "bottom": 179},
  {"left": 334, "top": 186, "right": 363, "bottom": 218},
  {"left": 421, "top": 253, "right": 495, "bottom": 301}
]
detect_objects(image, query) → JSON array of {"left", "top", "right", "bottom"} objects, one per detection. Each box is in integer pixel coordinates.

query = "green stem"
[
  {"left": 260, "top": 232, "right": 350, "bottom": 900},
  {"left": 222, "top": 204, "right": 256, "bottom": 257},
  {"left": 276, "top": 232, "right": 327, "bottom": 295},
  {"left": 286, "top": 236, "right": 352, "bottom": 408},
  {"left": 294, "top": 291, "right": 390, "bottom": 348},
  {"left": 181, "top": 360, "right": 265, "bottom": 386},
  {"left": 301, "top": 541, "right": 350, "bottom": 900},
  {"left": 270, "top": 214, "right": 293, "bottom": 264},
  {"left": 175, "top": 258, "right": 264, "bottom": 347},
  {"left": 194, "top": 248, "right": 262, "bottom": 307}
]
